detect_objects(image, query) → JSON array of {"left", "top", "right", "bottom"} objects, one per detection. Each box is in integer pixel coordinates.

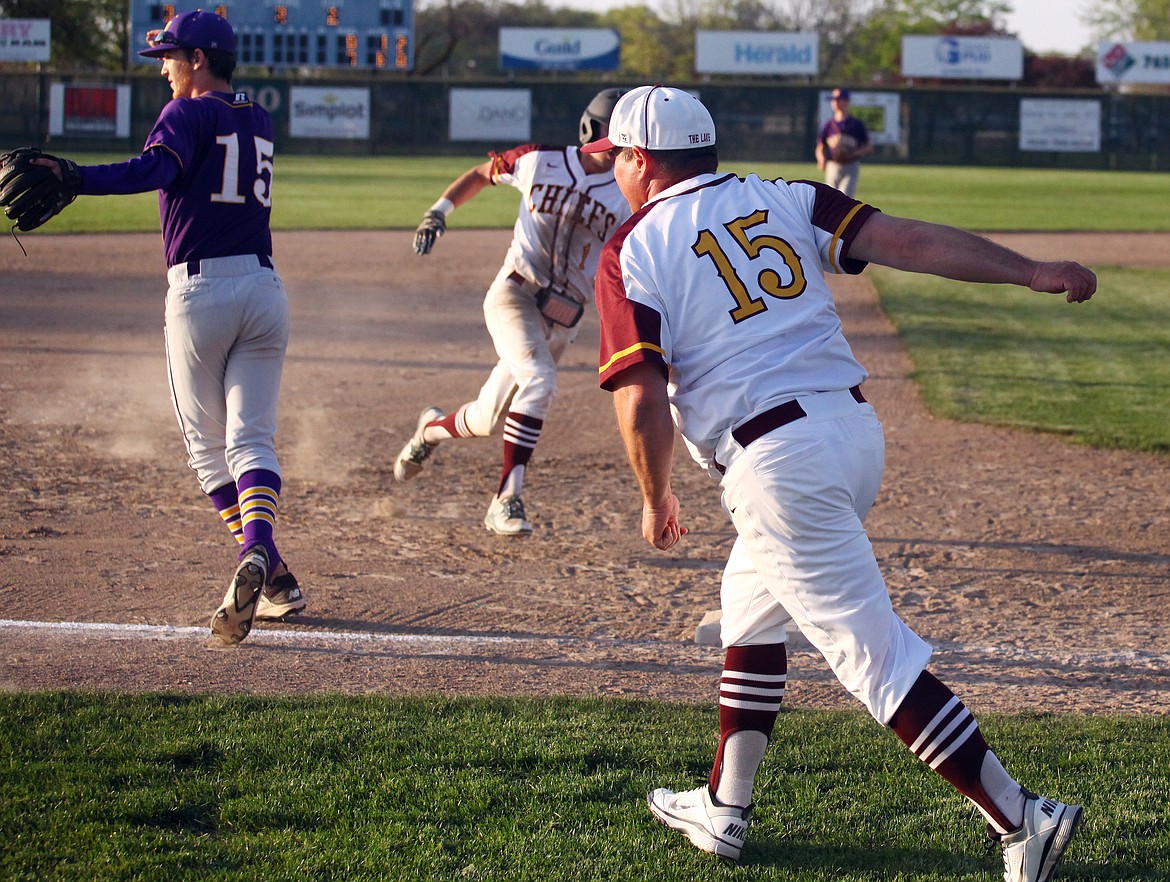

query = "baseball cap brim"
[
  {"left": 139, "top": 45, "right": 179, "bottom": 58},
  {"left": 139, "top": 31, "right": 199, "bottom": 58},
  {"left": 139, "top": 40, "right": 235, "bottom": 58},
  {"left": 581, "top": 136, "right": 616, "bottom": 154}
]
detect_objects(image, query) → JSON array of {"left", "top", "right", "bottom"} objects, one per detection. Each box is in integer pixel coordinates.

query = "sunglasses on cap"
[{"left": 151, "top": 29, "right": 187, "bottom": 48}]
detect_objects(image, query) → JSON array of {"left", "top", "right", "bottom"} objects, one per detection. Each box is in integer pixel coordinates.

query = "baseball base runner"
[{"left": 393, "top": 89, "right": 632, "bottom": 536}]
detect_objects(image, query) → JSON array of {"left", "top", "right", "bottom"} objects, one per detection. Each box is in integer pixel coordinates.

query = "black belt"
[
  {"left": 732, "top": 386, "right": 866, "bottom": 448},
  {"left": 185, "top": 254, "right": 273, "bottom": 276}
]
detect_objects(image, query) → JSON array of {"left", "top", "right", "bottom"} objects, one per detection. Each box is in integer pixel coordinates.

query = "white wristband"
[{"left": 430, "top": 197, "right": 454, "bottom": 216}]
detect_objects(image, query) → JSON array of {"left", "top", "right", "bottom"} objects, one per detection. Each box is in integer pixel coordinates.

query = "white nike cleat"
[
  {"left": 393, "top": 406, "right": 443, "bottom": 483},
  {"left": 208, "top": 546, "right": 268, "bottom": 648},
  {"left": 483, "top": 494, "right": 532, "bottom": 536},
  {"left": 647, "top": 785, "right": 751, "bottom": 863},
  {"left": 991, "top": 792, "right": 1083, "bottom": 882}
]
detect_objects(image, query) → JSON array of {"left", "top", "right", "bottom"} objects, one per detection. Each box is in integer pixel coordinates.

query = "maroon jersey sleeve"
[
  {"left": 487, "top": 143, "right": 558, "bottom": 181},
  {"left": 793, "top": 179, "right": 880, "bottom": 275},
  {"left": 595, "top": 213, "right": 668, "bottom": 391}
]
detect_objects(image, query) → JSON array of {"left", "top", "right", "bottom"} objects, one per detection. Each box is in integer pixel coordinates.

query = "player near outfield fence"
[
  {"left": 394, "top": 89, "right": 632, "bottom": 535},
  {"left": 586, "top": 85, "right": 1092, "bottom": 881},
  {"left": 815, "top": 87, "right": 873, "bottom": 197},
  {"left": 7, "top": 11, "right": 305, "bottom": 647}
]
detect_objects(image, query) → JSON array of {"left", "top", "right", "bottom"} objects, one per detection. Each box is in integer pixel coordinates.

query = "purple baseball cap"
[{"left": 139, "top": 10, "right": 236, "bottom": 58}]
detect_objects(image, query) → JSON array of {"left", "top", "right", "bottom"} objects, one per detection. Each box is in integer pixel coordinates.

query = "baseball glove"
[
  {"left": 413, "top": 209, "right": 446, "bottom": 255},
  {"left": 0, "top": 147, "right": 82, "bottom": 232},
  {"left": 826, "top": 133, "right": 860, "bottom": 164}
]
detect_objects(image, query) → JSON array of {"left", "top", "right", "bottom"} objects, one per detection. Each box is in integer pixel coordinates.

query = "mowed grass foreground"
[{"left": 2, "top": 693, "right": 1168, "bottom": 882}]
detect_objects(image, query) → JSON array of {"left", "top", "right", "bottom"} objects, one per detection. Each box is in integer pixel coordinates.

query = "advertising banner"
[
  {"left": 289, "top": 86, "right": 370, "bottom": 139},
  {"left": 902, "top": 35, "right": 1023, "bottom": 80},
  {"left": 816, "top": 91, "right": 901, "bottom": 147},
  {"left": 48, "top": 83, "right": 132, "bottom": 138},
  {"left": 695, "top": 31, "right": 817, "bottom": 75},
  {"left": 1019, "top": 99, "right": 1101, "bottom": 152},
  {"left": 1096, "top": 41, "right": 1170, "bottom": 85},
  {"left": 0, "top": 18, "right": 50, "bottom": 62},
  {"left": 449, "top": 89, "right": 531, "bottom": 142},
  {"left": 499, "top": 28, "right": 619, "bottom": 71}
]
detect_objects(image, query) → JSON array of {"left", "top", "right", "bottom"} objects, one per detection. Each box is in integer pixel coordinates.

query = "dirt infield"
[{"left": 1, "top": 229, "right": 1167, "bottom": 715}]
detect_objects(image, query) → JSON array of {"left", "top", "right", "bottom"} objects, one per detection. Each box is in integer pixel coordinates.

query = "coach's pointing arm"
[{"left": 850, "top": 213, "right": 1097, "bottom": 304}]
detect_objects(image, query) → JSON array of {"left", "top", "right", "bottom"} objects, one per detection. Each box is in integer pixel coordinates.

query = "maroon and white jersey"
[
  {"left": 596, "top": 172, "right": 879, "bottom": 474},
  {"left": 489, "top": 144, "right": 629, "bottom": 303}
]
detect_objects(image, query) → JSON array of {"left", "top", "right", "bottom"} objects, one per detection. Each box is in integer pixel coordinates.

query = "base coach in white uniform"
[{"left": 587, "top": 85, "right": 1095, "bottom": 881}]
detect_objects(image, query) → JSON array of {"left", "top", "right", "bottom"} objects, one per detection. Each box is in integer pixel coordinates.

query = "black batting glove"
[{"left": 413, "top": 209, "right": 446, "bottom": 255}]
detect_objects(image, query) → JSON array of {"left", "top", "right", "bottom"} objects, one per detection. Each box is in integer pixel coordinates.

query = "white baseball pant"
[
  {"left": 163, "top": 255, "right": 288, "bottom": 493},
  {"left": 825, "top": 159, "right": 861, "bottom": 198},
  {"left": 717, "top": 389, "right": 932, "bottom": 725},
  {"left": 459, "top": 266, "right": 577, "bottom": 436}
]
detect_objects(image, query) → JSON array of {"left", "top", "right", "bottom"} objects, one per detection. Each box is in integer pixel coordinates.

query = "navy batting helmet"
[{"left": 579, "top": 88, "right": 625, "bottom": 146}]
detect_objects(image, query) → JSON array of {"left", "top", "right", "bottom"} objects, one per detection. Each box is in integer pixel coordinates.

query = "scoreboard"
[{"left": 129, "top": 1, "right": 414, "bottom": 70}]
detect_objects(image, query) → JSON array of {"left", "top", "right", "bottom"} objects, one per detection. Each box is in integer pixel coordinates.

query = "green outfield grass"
[
  {"left": 25, "top": 154, "right": 1170, "bottom": 233},
  {"left": 871, "top": 266, "right": 1170, "bottom": 453},
  {"left": 2, "top": 693, "right": 1167, "bottom": 881}
]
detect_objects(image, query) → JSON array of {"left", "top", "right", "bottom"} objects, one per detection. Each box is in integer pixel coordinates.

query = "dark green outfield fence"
[{"left": 1, "top": 71, "right": 1166, "bottom": 170}]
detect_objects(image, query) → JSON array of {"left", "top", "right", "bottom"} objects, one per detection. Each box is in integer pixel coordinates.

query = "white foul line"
[
  {"left": 1, "top": 619, "right": 1165, "bottom": 669},
  {"left": 0, "top": 618, "right": 545, "bottom": 647}
]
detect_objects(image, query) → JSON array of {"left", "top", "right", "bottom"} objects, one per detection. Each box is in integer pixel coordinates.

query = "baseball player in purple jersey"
[
  {"left": 815, "top": 88, "right": 873, "bottom": 197},
  {"left": 35, "top": 11, "right": 304, "bottom": 647},
  {"left": 395, "top": 90, "right": 631, "bottom": 535},
  {"left": 586, "top": 86, "right": 1094, "bottom": 880}
]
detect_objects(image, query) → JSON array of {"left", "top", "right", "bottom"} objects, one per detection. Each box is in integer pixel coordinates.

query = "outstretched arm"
[
  {"left": 850, "top": 213, "right": 1096, "bottom": 303},
  {"left": 610, "top": 362, "right": 687, "bottom": 550},
  {"left": 413, "top": 160, "right": 495, "bottom": 255},
  {"left": 36, "top": 148, "right": 179, "bottom": 196},
  {"left": 436, "top": 160, "right": 493, "bottom": 209}
]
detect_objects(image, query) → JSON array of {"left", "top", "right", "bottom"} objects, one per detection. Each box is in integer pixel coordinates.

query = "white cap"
[{"left": 580, "top": 85, "right": 716, "bottom": 153}]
